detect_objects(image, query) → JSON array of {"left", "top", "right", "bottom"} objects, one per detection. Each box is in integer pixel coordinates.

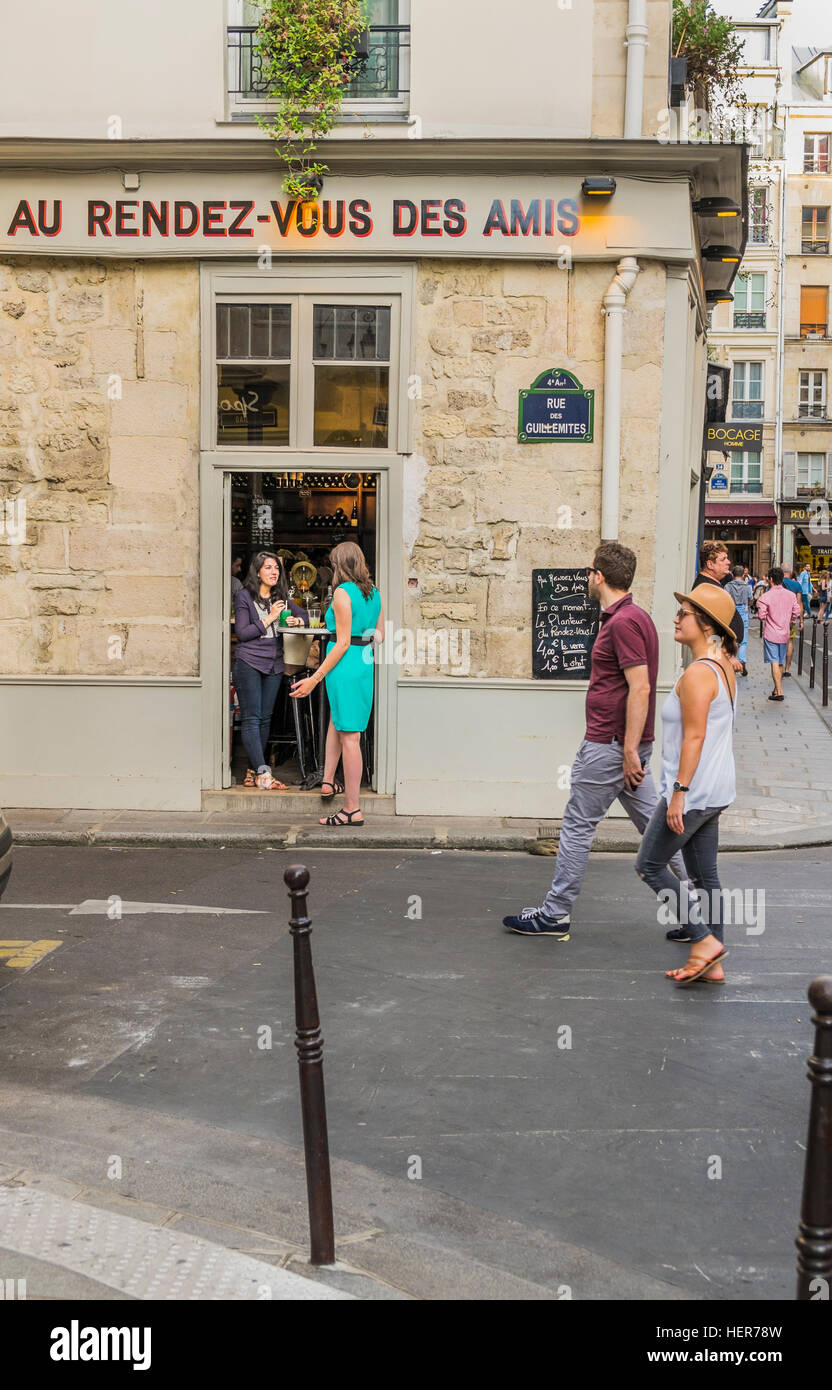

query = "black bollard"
[
  {"left": 284, "top": 864, "right": 335, "bottom": 1265},
  {"left": 798, "top": 621, "right": 805, "bottom": 676},
  {"left": 824, "top": 625, "right": 829, "bottom": 708},
  {"left": 810, "top": 618, "right": 818, "bottom": 689},
  {"left": 796, "top": 977, "right": 832, "bottom": 1300}
]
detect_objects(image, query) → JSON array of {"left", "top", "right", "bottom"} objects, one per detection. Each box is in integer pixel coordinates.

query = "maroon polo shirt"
[{"left": 584, "top": 593, "right": 658, "bottom": 745}]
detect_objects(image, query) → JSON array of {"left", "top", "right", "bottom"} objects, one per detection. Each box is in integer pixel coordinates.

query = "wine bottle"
[{"left": 350, "top": 502, "right": 358, "bottom": 528}]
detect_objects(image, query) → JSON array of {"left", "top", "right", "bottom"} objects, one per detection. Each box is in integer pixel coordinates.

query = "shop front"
[
  {"left": 704, "top": 501, "right": 777, "bottom": 574},
  {"left": 780, "top": 502, "right": 832, "bottom": 577},
  {"left": 0, "top": 142, "right": 743, "bottom": 817}
]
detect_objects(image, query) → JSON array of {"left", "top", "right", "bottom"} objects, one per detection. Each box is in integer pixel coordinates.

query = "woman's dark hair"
[
  {"left": 690, "top": 606, "right": 738, "bottom": 659},
  {"left": 330, "top": 541, "right": 374, "bottom": 599},
  {"left": 243, "top": 550, "right": 288, "bottom": 603},
  {"left": 768, "top": 566, "right": 784, "bottom": 586}
]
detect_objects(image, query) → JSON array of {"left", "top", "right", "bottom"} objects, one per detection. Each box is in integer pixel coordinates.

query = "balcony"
[
  {"left": 732, "top": 400, "right": 764, "bottom": 419},
  {"left": 227, "top": 24, "right": 410, "bottom": 106},
  {"left": 801, "top": 322, "right": 829, "bottom": 339},
  {"left": 749, "top": 224, "right": 770, "bottom": 246},
  {"left": 733, "top": 311, "right": 766, "bottom": 329},
  {"left": 798, "top": 405, "right": 828, "bottom": 420},
  {"left": 802, "top": 239, "right": 830, "bottom": 255}
]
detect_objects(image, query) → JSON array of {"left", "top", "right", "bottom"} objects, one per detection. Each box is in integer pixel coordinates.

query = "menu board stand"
[{"left": 532, "top": 568, "right": 600, "bottom": 680}]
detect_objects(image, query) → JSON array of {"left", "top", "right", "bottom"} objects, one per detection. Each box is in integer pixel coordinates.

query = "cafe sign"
[
  {"left": 704, "top": 422, "right": 763, "bottom": 450},
  {"left": 518, "top": 369, "right": 594, "bottom": 443}
]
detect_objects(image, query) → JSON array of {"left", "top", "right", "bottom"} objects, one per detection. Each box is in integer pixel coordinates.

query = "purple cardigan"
[{"left": 233, "top": 589, "right": 308, "bottom": 674}]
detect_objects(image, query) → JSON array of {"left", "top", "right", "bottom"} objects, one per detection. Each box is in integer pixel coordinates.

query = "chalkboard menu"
[{"left": 532, "top": 568, "right": 600, "bottom": 680}]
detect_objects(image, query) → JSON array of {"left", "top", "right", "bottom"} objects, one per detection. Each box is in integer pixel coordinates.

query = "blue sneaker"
[{"left": 502, "top": 907, "right": 571, "bottom": 939}]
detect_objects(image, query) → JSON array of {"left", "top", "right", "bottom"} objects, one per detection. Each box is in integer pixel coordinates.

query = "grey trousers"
[{"left": 540, "top": 739, "right": 687, "bottom": 920}]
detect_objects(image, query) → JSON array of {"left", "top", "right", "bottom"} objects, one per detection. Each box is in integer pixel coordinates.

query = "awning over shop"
[{"left": 705, "top": 503, "right": 777, "bottom": 527}]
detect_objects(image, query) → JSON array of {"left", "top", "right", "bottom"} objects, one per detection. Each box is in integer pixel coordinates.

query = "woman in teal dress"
[{"left": 290, "top": 541, "right": 383, "bottom": 827}]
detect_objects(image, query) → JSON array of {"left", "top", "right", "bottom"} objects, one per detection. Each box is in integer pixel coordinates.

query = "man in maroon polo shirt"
[{"left": 504, "top": 540, "right": 685, "bottom": 938}]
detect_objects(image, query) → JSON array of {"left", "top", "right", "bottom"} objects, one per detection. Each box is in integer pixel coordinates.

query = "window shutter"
[
  {"left": 826, "top": 452, "right": 832, "bottom": 494},
  {"left": 782, "top": 452, "right": 797, "bottom": 499}
]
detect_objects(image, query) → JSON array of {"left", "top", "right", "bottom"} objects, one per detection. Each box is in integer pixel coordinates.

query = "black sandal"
[
  {"left": 320, "top": 809, "right": 364, "bottom": 827},
  {"left": 320, "top": 779, "right": 344, "bottom": 802}
]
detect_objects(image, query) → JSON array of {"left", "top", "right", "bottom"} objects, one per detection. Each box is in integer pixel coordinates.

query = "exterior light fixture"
[
  {"left": 705, "top": 289, "right": 734, "bottom": 304},
  {"left": 122, "top": 172, "right": 141, "bottom": 191},
  {"left": 693, "top": 197, "right": 741, "bottom": 218},
  {"left": 581, "top": 177, "right": 616, "bottom": 197},
  {"left": 703, "top": 245, "right": 741, "bottom": 263}
]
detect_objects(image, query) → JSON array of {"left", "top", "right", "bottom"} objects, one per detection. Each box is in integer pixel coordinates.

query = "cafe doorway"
[{"left": 226, "top": 468, "right": 379, "bottom": 792}]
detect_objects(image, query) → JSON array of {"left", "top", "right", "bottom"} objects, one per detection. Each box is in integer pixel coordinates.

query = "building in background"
[{"left": 0, "top": 1, "right": 744, "bottom": 816}]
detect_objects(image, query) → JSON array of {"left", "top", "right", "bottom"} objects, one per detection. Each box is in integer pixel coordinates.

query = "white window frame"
[
  {"left": 797, "top": 453, "right": 825, "bottom": 490},
  {"left": 739, "top": 27, "right": 770, "bottom": 67},
  {"left": 733, "top": 272, "right": 766, "bottom": 328},
  {"left": 799, "top": 370, "right": 827, "bottom": 419},
  {"left": 729, "top": 450, "right": 763, "bottom": 495},
  {"left": 749, "top": 188, "right": 769, "bottom": 243},
  {"left": 225, "top": 0, "right": 410, "bottom": 121},
  {"left": 805, "top": 134, "right": 831, "bottom": 174},
  {"left": 732, "top": 361, "right": 764, "bottom": 418}
]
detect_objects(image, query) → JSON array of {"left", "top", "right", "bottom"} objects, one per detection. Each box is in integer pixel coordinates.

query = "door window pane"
[
  {"left": 217, "top": 364, "right": 290, "bottom": 445},
  {"left": 313, "top": 305, "right": 391, "bottom": 361}
]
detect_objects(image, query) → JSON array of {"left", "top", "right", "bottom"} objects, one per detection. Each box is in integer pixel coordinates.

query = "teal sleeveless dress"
[{"left": 324, "top": 581, "right": 382, "bottom": 732}]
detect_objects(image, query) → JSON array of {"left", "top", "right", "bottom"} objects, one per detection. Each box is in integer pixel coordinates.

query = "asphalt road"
[{"left": 1, "top": 843, "right": 828, "bottom": 1300}]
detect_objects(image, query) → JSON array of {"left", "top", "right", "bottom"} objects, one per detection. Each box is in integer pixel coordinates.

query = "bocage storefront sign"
[
  {"left": 703, "top": 422, "right": 763, "bottom": 450},
  {"left": 0, "top": 174, "right": 692, "bottom": 259}
]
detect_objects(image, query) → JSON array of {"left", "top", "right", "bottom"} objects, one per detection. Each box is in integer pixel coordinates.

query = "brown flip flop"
[{"left": 669, "top": 950, "right": 728, "bottom": 989}]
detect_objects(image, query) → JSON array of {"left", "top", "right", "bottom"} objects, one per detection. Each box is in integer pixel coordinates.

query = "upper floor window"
[
  {"left": 802, "top": 206, "right": 830, "bottom": 253},
  {"left": 733, "top": 273, "right": 766, "bottom": 329},
  {"left": 797, "top": 453, "right": 826, "bottom": 491},
  {"left": 749, "top": 189, "right": 769, "bottom": 244},
  {"left": 739, "top": 28, "right": 771, "bottom": 66},
  {"left": 732, "top": 362, "right": 764, "bottom": 418},
  {"left": 804, "top": 134, "right": 830, "bottom": 174},
  {"left": 826, "top": 56, "right": 832, "bottom": 96},
  {"left": 216, "top": 295, "right": 396, "bottom": 449},
  {"left": 799, "top": 370, "right": 827, "bottom": 419},
  {"left": 227, "top": 0, "right": 410, "bottom": 111},
  {"left": 729, "top": 450, "right": 762, "bottom": 495},
  {"left": 800, "top": 286, "right": 828, "bottom": 338}
]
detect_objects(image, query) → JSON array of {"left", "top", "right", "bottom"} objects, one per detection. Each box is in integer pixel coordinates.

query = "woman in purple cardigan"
[{"left": 233, "top": 552, "right": 307, "bottom": 790}]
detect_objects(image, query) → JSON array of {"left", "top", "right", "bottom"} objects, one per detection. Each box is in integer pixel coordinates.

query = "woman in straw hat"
[{"left": 634, "top": 584, "right": 738, "bottom": 987}]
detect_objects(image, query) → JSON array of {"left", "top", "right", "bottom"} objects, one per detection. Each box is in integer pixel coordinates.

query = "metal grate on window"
[
  {"left": 313, "top": 305, "right": 391, "bottom": 362},
  {"left": 217, "top": 303, "right": 291, "bottom": 359}
]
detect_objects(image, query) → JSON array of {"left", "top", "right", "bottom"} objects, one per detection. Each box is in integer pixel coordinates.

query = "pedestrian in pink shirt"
[{"left": 757, "top": 567, "right": 803, "bottom": 701}]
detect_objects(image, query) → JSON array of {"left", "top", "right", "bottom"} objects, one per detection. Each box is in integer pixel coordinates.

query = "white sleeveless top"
[{"left": 659, "top": 657, "right": 737, "bottom": 811}]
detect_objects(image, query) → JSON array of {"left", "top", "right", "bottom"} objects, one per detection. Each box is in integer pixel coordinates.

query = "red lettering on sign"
[
  {"left": 142, "top": 202, "right": 169, "bottom": 236},
  {"left": 115, "top": 200, "right": 139, "bottom": 236},
  {"left": 483, "top": 199, "right": 509, "bottom": 236},
  {"left": 38, "top": 199, "right": 62, "bottom": 236},
  {"left": 7, "top": 200, "right": 39, "bottom": 235},
  {"left": 88, "top": 201, "right": 112, "bottom": 236},
  {"left": 322, "top": 199, "right": 345, "bottom": 236},
  {"left": 348, "top": 198, "right": 373, "bottom": 237},
  {"left": 203, "top": 201, "right": 227, "bottom": 236},
  {"left": 296, "top": 202, "right": 320, "bottom": 237},
  {"left": 174, "top": 201, "right": 199, "bottom": 236},
  {"left": 227, "top": 201, "right": 254, "bottom": 236}
]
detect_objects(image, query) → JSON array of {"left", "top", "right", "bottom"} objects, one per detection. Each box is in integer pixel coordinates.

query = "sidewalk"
[{"left": 7, "top": 631, "right": 832, "bottom": 853}]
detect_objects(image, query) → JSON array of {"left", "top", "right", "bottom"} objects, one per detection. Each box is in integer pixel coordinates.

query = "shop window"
[
  {"left": 217, "top": 303, "right": 292, "bottom": 446},
  {"left": 802, "top": 206, "right": 829, "bottom": 254},
  {"left": 215, "top": 295, "right": 396, "bottom": 449},
  {"left": 799, "top": 370, "right": 826, "bottom": 419},
  {"left": 732, "top": 361, "right": 764, "bottom": 418},
  {"left": 800, "top": 286, "right": 828, "bottom": 338},
  {"left": 804, "top": 134, "right": 830, "bottom": 174},
  {"left": 729, "top": 450, "right": 762, "bottom": 495},
  {"left": 733, "top": 272, "right": 766, "bottom": 329}
]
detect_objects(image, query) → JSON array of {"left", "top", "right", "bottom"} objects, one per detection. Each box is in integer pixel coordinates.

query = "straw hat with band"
[{"left": 673, "top": 584, "right": 737, "bottom": 643}]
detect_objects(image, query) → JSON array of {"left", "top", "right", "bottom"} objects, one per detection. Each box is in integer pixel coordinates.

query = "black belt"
[{"left": 320, "top": 633, "right": 373, "bottom": 645}]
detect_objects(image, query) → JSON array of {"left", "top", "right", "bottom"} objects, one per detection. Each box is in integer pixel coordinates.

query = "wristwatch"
[{"left": 673, "top": 781, "right": 689, "bottom": 793}]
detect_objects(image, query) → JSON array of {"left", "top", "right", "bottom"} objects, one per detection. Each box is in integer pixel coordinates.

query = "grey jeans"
[{"left": 540, "top": 739, "right": 687, "bottom": 920}]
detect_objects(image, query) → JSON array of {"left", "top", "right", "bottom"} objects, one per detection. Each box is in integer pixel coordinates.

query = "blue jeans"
[
  {"left": 635, "top": 800, "right": 727, "bottom": 945},
  {"left": 802, "top": 592, "right": 812, "bottom": 615},
  {"left": 736, "top": 604, "right": 749, "bottom": 663},
  {"left": 233, "top": 659, "right": 282, "bottom": 774}
]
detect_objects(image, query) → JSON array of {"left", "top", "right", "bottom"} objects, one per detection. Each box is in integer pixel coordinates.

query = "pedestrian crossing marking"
[{"left": 0, "top": 940, "right": 63, "bottom": 969}]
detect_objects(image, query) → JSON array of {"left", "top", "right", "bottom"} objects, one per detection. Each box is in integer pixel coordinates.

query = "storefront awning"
[{"left": 705, "top": 503, "right": 777, "bottom": 527}]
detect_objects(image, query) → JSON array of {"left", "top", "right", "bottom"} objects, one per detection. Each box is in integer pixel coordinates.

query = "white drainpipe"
[
  {"left": 624, "top": 0, "right": 649, "bottom": 139},
  {"left": 601, "top": 257, "right": 640, "bottom": 540}
]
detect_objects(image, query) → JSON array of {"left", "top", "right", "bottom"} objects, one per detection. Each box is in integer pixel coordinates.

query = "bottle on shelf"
[{"left": 350, "top": 502, "right": 358, "bottom": 528}]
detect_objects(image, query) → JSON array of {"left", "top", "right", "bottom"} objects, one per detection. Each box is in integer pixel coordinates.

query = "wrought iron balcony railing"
[
  {"left": 798, "top": 405, "right": 828, "bottom": 419},
  {"left": 802, "top": 238, "right": 830, "bottom": 255},
  {"left": 804, "top": 157, "right": 831, "bottom": 174},
  {"left": 749, "top": 224, "right": 770, "bottom": 245},
  {"left": 733, "top": 311, "right": 767, "bottom": 329},
  {"left": 801, "top": 322, "right": 829, "bottom": 339},
  {"left": 227, "top": 25, "right": 410, "bottom": 103}
]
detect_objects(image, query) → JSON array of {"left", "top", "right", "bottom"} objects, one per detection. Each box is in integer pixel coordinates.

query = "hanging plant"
[
  {"left": 672, "top": 0, "right": 744, "bottom": 113},
  {"left": 254, "top": 0, "right": 369, "bottom": 202}
]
